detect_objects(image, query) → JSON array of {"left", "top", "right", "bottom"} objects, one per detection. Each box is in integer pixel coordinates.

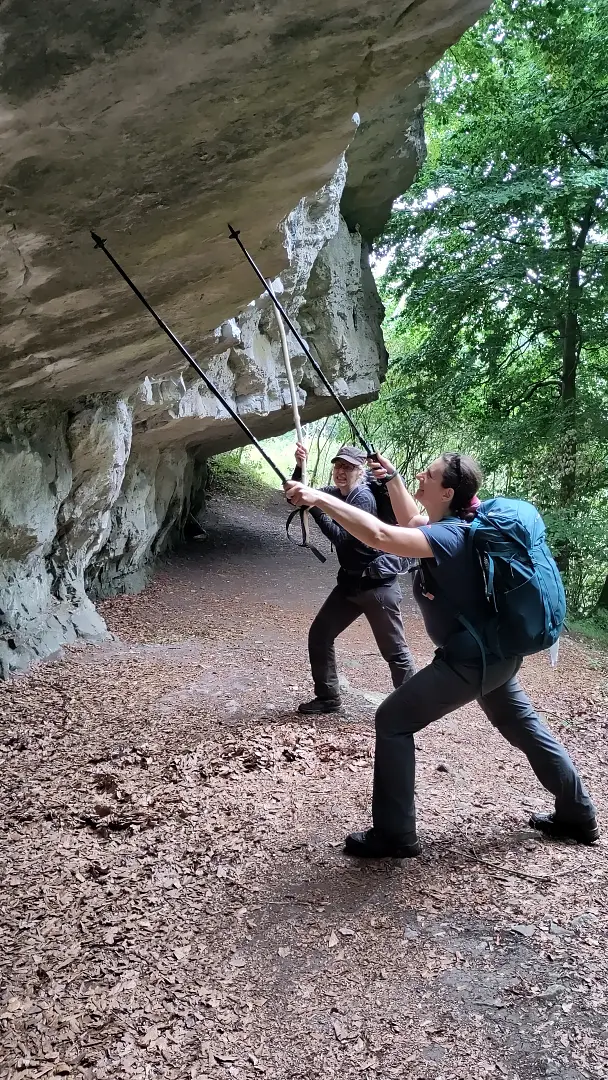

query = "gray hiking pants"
[
  {"left": 373, "top": 650, "right": 596, "bottom": 838},
  {"left": 309, "top": 579, "right": 416, "bottom": 701}
]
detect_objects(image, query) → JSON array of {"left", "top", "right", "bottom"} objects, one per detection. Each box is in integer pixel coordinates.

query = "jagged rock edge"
[{"left": 0, "top": 160, "right": 397, "bottom": 676}]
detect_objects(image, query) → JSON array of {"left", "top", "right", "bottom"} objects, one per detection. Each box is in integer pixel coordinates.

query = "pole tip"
[
  {"left": 227, "top": 223, "right": 240, "bottom": 240},
  {"left": 90, "top": 230, "right": 106, "bottom": 248}
]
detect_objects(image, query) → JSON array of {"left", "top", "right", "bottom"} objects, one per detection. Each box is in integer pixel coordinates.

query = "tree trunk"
[
  {"left": 597, "top": 571, "right": 608, "bottom": 612},
  {"left": 559, "top": 278, "right": 578, "bottom": 512},
  {"left": 555, "top": 196, "right": 598, "bottom": 576}
]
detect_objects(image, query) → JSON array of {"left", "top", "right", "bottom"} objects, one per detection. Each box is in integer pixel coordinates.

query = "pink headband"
[{"left": 458, "top": 494, "right": 480, "bottom": 519}]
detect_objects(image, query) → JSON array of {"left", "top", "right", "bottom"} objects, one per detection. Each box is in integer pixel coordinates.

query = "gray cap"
[{"left": 331, "top": 445, "right": 367, "bottom": 467}]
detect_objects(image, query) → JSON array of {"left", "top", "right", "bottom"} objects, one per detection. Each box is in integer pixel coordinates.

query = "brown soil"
[{"left": 1, "top": 491, "right": 607, "bottom": 1080}]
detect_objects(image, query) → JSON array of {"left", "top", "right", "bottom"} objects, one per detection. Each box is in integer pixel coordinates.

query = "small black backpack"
[{"left": 361, "top": 476, "right": 413, "bottom": 578}]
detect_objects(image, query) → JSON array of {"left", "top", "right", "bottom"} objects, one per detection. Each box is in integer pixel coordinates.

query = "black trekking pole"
[
  {"left": 90, "top": 231, "right": 287, "bottom": 485},
  {"left": 227, "top": 224, "right": 375, "bottom": 457}
]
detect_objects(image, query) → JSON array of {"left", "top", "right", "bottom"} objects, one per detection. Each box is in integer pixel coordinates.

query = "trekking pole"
[
  {"left": 274, "top": 304, "right": 306, "bottom": 481},
  {"left": 273, "top": 302, "right": 325, "bottom": 563},
  {"left": 227, "top": 224, "right": 374, "bottom": 456},
  {"left": 90, "top": 231, "right": 288, "bottom": 485}
]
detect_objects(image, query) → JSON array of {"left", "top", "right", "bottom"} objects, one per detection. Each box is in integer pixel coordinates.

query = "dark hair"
[{"left": 440, "top": 452, "right": 483, "bottom": 522}]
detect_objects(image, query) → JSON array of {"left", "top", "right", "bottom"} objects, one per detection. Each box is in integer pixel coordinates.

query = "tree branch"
[
  {"left": 459, "top": 223, "right": 560, "bottom": 253},
  {"left": 525, "top": 269, "right": 560, "bottom": 301},
  {"left": 565, "top": 134, "right": 603, "bottom": 169},
  {"left": 491, "top": 327, "right": 557, "bottom": 375},
  {"left": 574, "top": 191, "right": 600, "bottom": 251},
  {"left": 506, "top": 377, "right": 562, "bottom": 414}
]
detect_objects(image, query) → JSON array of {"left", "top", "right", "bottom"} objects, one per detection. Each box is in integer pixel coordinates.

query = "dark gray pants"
[
  {"left": 308, "top": 579, "right": 416, "bottom": 701},
  {"left": 373, "top": 650, "right": 596, "bottom": 838}
]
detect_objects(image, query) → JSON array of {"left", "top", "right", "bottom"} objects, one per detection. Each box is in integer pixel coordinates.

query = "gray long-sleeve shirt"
[{"left": 291, "top": 465, "right": 396, "bottom": 581}]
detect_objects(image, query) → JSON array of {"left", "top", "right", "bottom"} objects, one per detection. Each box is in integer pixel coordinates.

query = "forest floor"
[{"left": 1, "top": 489, "right": 607, "bottom": 1080}]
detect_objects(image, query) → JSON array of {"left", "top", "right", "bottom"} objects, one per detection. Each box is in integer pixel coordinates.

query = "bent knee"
[
  {"left": 375, "top": 694, "right": 413, "bottom": 736},
  {"left": 308, "top": 620, "right": 331, "bottom": 648},
  {"left": 490, "top": 714, "right": 547, "bottom": 748},
  {"left": 382, "top": 647, "right": 413, "bottom": 665}
]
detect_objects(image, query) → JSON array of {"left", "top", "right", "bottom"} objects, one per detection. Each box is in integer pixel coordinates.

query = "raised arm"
[
  {"left": 291, "top": 441, "right": 307, "bottom": 482},
  {"left": 368, "top": 453, "right": 428, "bottom": 527},
  {"left": 290, "top": 442, "right": 345, "bottom": 544},
  {"left": 284, "top": 481, "right": 433, "bottom": 559}
]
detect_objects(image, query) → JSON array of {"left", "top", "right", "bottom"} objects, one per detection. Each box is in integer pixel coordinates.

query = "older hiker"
[
  {"left": 285, "top": 450, "right": 598, "bottom": 856},
  {"left": 292, "top": 444, "right": 416, "bottom": 715}
]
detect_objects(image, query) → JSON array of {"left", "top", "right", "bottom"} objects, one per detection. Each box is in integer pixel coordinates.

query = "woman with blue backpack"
[{"left": 285, "top": 450, "right": 598, "bottom": 858}]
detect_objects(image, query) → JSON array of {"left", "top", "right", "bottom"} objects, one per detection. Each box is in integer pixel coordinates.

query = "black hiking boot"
[
  {"left": 298, "top": 697, "right": 342, "bottom": 715},
  {"left": 529, "top": 812, "right": 599, "bottom": 845},
  {"left": 344, "top": 827, "right": 422, "bottom": 859}
]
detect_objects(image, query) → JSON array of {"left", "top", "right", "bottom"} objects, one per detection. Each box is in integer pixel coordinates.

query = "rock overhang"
[
  {"left": 0, "top": 0, "right": 489, "bottom": 404},
  {"left": 0, "top": 0, "right": 491, "bottom": 675}
]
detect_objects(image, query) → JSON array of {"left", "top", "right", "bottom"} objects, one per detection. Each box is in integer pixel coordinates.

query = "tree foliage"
[{"left": 367, "top": 0, "right": 608, "bottom": 615}]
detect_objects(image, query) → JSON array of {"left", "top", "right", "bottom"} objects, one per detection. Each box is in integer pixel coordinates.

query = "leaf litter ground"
[{"left": 1, "top": 492, "right": 607, "bottom": 1080}]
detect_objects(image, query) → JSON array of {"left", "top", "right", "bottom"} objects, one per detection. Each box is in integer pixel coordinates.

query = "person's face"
[
  {"left": 415, "top": 457, "right": 453, "bottom": 517},
  {"left": 333, "top": 458, "right": 361, "bottom": 494}
]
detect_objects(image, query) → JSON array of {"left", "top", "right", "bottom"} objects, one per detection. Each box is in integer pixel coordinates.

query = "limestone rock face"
[
  {"left": 0, "top": 0, "right": 488, "bottom": 402},
  {"left": 0, "top": 404, "right": 120, "bottom": 676},
  {"left": 342, "top": 78, "right": 429, "bottom": 242},
  {"left": 86, "top": 446, "right": 199, "bottom": 601},
  {"left": 131, "top": 172, "right": 390, "bottom": 457},
  {"left": 0, "top": 0, "right": 489, "bottom": 673}
]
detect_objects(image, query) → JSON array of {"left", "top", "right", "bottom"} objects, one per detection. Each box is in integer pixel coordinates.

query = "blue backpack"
[{"left": 461, "top": 497, "right": 566, "bottom": 663}]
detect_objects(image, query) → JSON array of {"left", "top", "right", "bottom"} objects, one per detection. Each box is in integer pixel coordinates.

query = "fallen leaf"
[
  {"left": 332, "top": 1018, "right": 349, "bottom": 1041},
  {"left": 140, "top": 1025, "right": 159, "bottom": 1047}
]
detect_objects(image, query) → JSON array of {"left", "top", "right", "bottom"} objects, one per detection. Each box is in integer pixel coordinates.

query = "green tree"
[{"left": 374, "top": 0, "right": 608, "bottom": 612}]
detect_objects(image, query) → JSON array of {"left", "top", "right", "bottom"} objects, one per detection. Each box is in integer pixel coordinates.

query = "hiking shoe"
[
  {"left": 298, "top": 697, "right": 342, "bottom": 715},
  {"left": 529, "top": 812, "right": 599, "bottom": 845},
  {"left": 344, "top": 827, "right": 422, "bottom": 859}
]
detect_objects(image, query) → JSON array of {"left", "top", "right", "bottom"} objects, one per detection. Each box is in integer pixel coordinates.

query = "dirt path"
[{"left": 2, "top": 491, "right": 607, "bottom": 1080}]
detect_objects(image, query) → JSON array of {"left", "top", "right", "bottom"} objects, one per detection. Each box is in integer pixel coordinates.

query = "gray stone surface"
[
  {"left": 86, "top": 445, "right": 198, "bottom": 600},
  {"left": 129, "top": 163, "right": 388, "bottom": 456},
  {"left": 342, "top": 77, "right": 428, "bottom": 242},
  {"left": 0, "top": 405, "right": 110, "bottom": 677},
  {"left": 0, "top": 0, "right": 488, "bottom": 402},
  {"left": 0, "top": 1, "right": 490, "bottom": 673}
]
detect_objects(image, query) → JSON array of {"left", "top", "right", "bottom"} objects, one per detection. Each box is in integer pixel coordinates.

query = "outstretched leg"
[
  {"left": 478, "top": 674, "right": 597, "bottom": 828},
  {"left": 371, "top": 653, "right": 484, "bottom": 838},
  {"left": 346, "top": 653, "right": 526, "bottom": 857}
]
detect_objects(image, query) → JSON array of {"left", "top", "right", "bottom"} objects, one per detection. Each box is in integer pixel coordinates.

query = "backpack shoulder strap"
[{"left": 285, "top": 508, "right": 327, "bottom": 563}]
